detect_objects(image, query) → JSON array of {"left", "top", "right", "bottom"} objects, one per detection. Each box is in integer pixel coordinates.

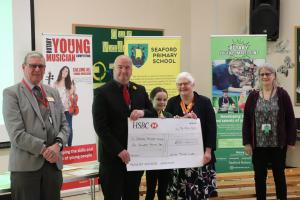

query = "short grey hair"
[
  {"left": 113, "top": 55, "right": 132, "bottom": 68},
  {"left": 23, "top": 51, "right": 45, "bottom": 65},
  {"left": 176, "top": 72, "right": 195, "bottom": 85},
  {"left": 257, "top": 63, "right": 279, "bottom": 89}
]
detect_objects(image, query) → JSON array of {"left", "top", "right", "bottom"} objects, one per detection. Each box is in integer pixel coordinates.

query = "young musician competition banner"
[
  {"left": 124, "top": 36, "right": 181, "bottom": 97},
  {"left": 211, "top": 35, "right": 267, "bottom": 172},
  {"left": 42, "top": 34, "right": 96, "bottom": 189}
]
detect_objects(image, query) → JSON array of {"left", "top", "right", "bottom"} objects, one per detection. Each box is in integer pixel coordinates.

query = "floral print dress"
[{"left": 168, "top": 164, "right": 217, "bottom": 200}]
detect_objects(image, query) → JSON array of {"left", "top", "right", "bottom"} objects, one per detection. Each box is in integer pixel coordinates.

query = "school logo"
[{"left": 128, "top": 44, "right": 148, "bottom": 68}]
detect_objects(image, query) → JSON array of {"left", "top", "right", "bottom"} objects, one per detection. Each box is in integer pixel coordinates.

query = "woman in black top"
[
  {"left": 243, "top": 63, "right": 296, "bottom": 200},
  {"left": 166, "top": 72, "right": 217, "bottom": 200}
]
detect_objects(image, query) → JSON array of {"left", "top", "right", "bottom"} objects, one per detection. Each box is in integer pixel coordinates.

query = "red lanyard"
[{"left": 22, "top": 79, "right": 48, "bottom": 107}]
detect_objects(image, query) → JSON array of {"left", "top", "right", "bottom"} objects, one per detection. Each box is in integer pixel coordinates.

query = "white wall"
[{"left": 33, "top": 0, "right": 191, "bottom": 71}]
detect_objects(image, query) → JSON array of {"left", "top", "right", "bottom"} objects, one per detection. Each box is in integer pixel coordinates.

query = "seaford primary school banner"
[
  {"left": 124, "top": 36, "right": 181, "bottom": 97},
  {"left": 73, "top": 25, "right": 163, "bottom": 88},
  {"left": 42, "top": 34, "right": 96, "bottom": 188},
  {"left": 211, "top": 35, "right": 267, "bottom": 172}
]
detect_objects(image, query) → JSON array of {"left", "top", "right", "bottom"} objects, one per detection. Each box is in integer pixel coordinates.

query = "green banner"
[
  {"left": 211, "top": 35, "right": 267, "bottom": 172},
  {"left": 211, "top": 35, "right": 267, "bottom": 60},
  {"left": 74, "top": 25, "right": 163, "bottom": 88}
]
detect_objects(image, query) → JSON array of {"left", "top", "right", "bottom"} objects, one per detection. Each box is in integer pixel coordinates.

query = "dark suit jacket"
[
  {"left": 92, "top": 80, "right": 153, "bottom": 164},
  {"left": 165, "top": 92, "right": 217, "bottom": 163}
]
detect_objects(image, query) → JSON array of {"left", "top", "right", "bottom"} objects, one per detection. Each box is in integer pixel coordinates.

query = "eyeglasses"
[
  {"left": 176, "top": 82, "right": 190, "bottom": 86},
  {"left": 259, "top": 72, "right": 273, "bottom": 77},
  {"left": 27, "top": 64, "right": 46, "bottom": 69}
]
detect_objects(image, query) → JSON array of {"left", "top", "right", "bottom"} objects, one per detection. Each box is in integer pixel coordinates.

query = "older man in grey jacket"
[{"left": 2, "top": 51, "right": 68, "bottom": 200}]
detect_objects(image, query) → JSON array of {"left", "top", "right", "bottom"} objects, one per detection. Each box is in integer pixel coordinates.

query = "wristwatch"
[{"left": 56, "top": 141, "right": 63, "bottom": 151}]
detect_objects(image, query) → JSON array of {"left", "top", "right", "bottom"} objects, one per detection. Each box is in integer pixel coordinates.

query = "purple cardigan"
[{"left": 242, "top": 87, "right": 296, "bottom": 148}]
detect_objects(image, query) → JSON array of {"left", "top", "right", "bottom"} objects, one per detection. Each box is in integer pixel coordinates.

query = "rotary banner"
[{"left": 211, "top": 35, "right": 267, "bottom": 172}]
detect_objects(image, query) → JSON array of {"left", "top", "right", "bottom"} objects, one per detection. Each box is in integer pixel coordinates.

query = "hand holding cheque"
[{"left": 127, "top": 118, "right": 204, "bottom": 171}]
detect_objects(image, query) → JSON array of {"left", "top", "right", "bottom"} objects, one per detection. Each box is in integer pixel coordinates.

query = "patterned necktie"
[
  {"left": 122, "top": 85, "right": 131, "bottom": 106},
  {"left": 32, "top": 86, "right": 45, "bottom": 102}
]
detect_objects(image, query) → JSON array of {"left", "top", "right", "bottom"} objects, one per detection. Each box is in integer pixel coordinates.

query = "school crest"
[{"left": 128, "top": 44, "right": 148, "bottom": 68}]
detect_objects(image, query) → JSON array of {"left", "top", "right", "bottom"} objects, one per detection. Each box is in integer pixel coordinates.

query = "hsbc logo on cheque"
[{"left": 132, "top": 121, "right": 158, "bottom": 129}]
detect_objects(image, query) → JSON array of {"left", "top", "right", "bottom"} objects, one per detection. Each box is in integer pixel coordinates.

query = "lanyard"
[
  {"left": 180, "top": 98, "right": 194, "bottom": 114},
  {"left": 22, "top": 79, "right": 49, "bottom": 107},
  {"left": 261, "top": 87, "right": 274, "bottom": 123},
  {"left": 158, "top": 111, "right": 164, "bottom": 118}
]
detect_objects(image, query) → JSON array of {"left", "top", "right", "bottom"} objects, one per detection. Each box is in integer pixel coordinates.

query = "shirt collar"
[
  {"left": 23, "top": 77, "right": 41, "bottom": 90},
  {"left": 113, "top": 79, "right": 130, "bottom": 88}
]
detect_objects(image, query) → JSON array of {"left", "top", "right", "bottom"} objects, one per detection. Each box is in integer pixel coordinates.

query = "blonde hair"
[{"left": 229, "top": 60, "right": 244, "bottom": 68}]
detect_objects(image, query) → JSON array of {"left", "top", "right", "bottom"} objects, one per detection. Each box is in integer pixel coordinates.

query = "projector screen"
[{"left": 0, "top": 0, "right": 33, "bottom": 145}]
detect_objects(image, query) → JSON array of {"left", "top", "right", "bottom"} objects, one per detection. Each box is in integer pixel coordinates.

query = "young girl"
[{"left": 145, "top": 87, "right": 172, "bottom": 200}]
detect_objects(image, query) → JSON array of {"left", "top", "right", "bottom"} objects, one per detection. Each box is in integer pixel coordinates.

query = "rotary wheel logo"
[{"left": 150, "top": 122, "right": 158, "bottom": 129}]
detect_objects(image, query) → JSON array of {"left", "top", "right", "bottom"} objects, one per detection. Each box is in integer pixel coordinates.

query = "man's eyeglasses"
[
  {"left": 28, "top": 64, "right": 46, "bottom": 69},
  {"left": 259, "top": 72, "right": 273, "bottom": 77}
]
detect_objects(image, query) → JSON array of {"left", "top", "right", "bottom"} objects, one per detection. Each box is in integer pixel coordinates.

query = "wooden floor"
[
  {"left": 62, "top": 192, "right": 299, "bottom": 200},
  {"left": 61, "top": 191, "right": 275, "bottom": 200},
  {"left": 62, "top": 168, "right": 300, "bottom": 200}
]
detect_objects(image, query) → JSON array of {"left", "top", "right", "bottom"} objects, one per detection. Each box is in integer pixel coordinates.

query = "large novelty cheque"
[{"left": 127, "top": 118, "right": 204, "bottom": 171}]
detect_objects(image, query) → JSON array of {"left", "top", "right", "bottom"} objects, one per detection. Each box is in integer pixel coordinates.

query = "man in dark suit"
[
  {"left": 2, "top": 51, "right": 68, "bottom": 200},
  {"left": 92, "top": 55, "right": 153, "bottom": 200}
]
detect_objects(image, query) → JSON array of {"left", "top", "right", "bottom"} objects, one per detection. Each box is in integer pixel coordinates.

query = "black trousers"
[
  {"left": 100, "top": 161, "right": 143, "bottom": 200},
  {"left": 145, "top": 169, "right": 171, "bottom": 200},
  {"left": 10, "top": 162, "right": 62, "bottom": 200},
  {"left": 252, "top": 147, "right": 287, "bottom": 200}
]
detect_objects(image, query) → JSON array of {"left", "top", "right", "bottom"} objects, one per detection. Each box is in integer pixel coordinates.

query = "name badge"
[
  {"left": 261, "top": 123, "right": 271, "bottom": 135},
  {"left": 49, "top": 115, "right": 53, "bottom": 125},
  {"left": 47, "top": 97, "right": 55, "bottom": 102}
]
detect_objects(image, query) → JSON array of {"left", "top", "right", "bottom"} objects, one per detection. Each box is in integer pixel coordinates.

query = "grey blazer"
[{"left": 2, "top": 82, "right": 68, "bottom": 171}]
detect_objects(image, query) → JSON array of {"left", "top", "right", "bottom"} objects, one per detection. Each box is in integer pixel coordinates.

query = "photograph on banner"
[
  {"left": 212, "top": 59, "right": 265, "bottom": 97},
  {"left": 124, "top": 36, "right": 181, "bottom": 97},
  {"left": 127, "top": 118, "right": 203, "bottom": 171},
  {"left": 212, "top": 59, "right": 265, "bottom": 114},
  {"left": 211, "top": 35, "right": 267, "bottom": 172},
  {"left": 42, "top": 34, "right": 96, "bottom": 165},
  {"left": 73, "top": 25, "right": 163, "bottom": 88}
]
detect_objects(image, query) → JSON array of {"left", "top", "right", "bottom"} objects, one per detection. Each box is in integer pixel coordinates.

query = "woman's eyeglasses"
[
  {"left": 176, "top": 82, "right": 190, "bottom": 87},
  {"left": 259, "top": 72, "right": 273, "bottom": 77}
]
